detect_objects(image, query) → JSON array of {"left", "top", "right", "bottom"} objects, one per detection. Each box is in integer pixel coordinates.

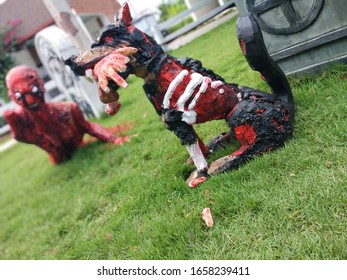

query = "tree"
[
  {"left": 158, "top": 0, "right": 187, "bottom": 22},
  {"left": 158, "top": 0, "right": 191, "bottom": 35},
  {"left": 0, "top": 19, "right": 22, "bottom": 103}
]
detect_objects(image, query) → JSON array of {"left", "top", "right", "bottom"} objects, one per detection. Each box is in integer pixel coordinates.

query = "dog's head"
[{"left": 65, "top": 3, "right": 164, "bottom": 78}]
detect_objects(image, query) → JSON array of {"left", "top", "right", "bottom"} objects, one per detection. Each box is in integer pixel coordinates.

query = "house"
[
  {"left": 0, "top": 0, "right": 121, "bottom": 134},
  {"left": 0, "top": 0, "right": 120, "bottom": 76}
]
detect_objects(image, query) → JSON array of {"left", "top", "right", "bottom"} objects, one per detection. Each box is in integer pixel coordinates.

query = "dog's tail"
[{"left": 236, "top": 13, "right": 294, "bottom": 107}]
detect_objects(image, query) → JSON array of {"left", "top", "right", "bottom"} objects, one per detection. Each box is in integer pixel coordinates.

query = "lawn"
[{"left": 0, "top": 17, "right": 346, "bottom": 260}]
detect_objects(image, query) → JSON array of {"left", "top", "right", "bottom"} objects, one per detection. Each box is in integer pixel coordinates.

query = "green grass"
[
  {"left": 0, "top": 133, "right": 11, "bottom": 144},
  {"left": 1, "top": 17, "right": 347, "bottom": 260}
]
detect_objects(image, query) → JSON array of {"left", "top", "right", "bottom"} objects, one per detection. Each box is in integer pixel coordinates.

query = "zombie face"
[{"left": 6, "top": 65, "right": 45, "bottom": 109}]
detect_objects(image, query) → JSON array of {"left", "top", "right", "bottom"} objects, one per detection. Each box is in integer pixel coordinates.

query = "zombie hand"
[
  {"left": 93, "top": 47, "right": 137, "bottom": 116},
  {"left": 93, "top": 47, "right": 138, "bottom": 94},
  {"left": 112, "top": 135, "right": 131, "bottom": 145}
]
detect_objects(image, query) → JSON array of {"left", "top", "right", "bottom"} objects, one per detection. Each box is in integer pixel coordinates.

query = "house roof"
[{"left": 0, "top": 0, "right": 120, "bottom": 44}]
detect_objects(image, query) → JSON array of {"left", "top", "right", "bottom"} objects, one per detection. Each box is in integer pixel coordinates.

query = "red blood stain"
[
  {"left": 143, "top": 34, "right": 153, "bottom": 46},
  {"left": 104, "top": 36, "right": 113, "bottom": 43},
  {"left": 256, "top": 109, "right": 264, "bottom": 114},
  {"left": 232, "top": 145, "right": 248, "bottom": 157},
  {"left": 272, "top": 117, "right": 284, "bottom": 131},
  {"left": 283, "top": 108, "right": 290, "bottom": 122},
  {"left": 234, "top": 123, "right": 256, "bottom": 147},
  {"left": 108, "top": 121, "right": 134, "bottom": 136},
  {"left": 86, "top": 121, "right": 134, "bottom": 143},
  {"left": 240, "top": 39, "right": 247, "bottom": 55}
]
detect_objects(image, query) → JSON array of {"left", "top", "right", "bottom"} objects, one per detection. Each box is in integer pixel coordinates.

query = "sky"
[{"left": 118, "top": 0, "right": 164, "bottom": 16}]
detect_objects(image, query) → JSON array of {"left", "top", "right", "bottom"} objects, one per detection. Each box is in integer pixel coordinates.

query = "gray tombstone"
[{"left": 234, "top": 0, "right": 347, "bottom": 75}]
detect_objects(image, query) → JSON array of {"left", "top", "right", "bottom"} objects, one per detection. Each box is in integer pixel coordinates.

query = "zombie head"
[{"left": 6, "top": 65, "right": 45, "bottom": 109}]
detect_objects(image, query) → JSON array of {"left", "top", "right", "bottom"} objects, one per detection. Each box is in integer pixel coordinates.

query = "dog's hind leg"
[
  {"left": 206, "top": 131, "right": 235, "bottom": 154},
  {"left": 208, "top": 103, "right": 281, "bottom": 176},
  {"left": 208, "top": 148, "right": 252, "bottom": 176},
  {"left": 186, "top": 130, "right": 235, "bottom": 165},
  {"left": 207, "top": 136, "right": 272, "bottom": 176},
  {"left": 207, "top": 122, "right": 255, "bottom": 175}
]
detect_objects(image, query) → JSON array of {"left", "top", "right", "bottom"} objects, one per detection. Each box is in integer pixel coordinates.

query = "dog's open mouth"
[
  {"left": 65, "top": 45, "right": 136, "bottom": 92},
  {"left": 65, "top": 46, "right": 116, "bottom": 76}
]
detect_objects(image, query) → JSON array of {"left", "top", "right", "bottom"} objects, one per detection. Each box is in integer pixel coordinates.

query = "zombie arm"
[
  {"left": 70, "top": 102, "right": 129, "bottom": 145},
  {"left": 3, "top": 109, "right": 30, "bottom": 143}
]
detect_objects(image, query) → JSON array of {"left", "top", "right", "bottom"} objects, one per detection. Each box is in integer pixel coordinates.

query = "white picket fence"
[
  {"left": 133, "top": 0, "right": 235, "bottom": 46},
  {"left": 159, "top": 0, "right": 235, "bottom": 44}
]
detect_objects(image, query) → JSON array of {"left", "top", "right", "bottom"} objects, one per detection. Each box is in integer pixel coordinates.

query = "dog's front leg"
[
  {"left": 185, "top": 142, "right": 208, "bottom": 187},
  {"left": 162, "top": 109, "right": 208, "bottom": 187}
]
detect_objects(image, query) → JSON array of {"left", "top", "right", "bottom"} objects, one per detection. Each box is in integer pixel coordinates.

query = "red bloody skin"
[
  {"left": 232, "top": 123, "right": 256, "bottom": 156},
  {"left": 4, "top": 66, "right": 127, "bottom": 164},
  {"left": 4, "top": 102, "right": 127, "bottom": 164}
]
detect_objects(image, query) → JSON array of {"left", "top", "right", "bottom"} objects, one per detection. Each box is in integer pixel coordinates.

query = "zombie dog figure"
[
  {"left": 3, "top": 65, "right": 128, "bottom": 164},
  {"left": 66, "top": 3, "right": 294, "bottom": 187}
]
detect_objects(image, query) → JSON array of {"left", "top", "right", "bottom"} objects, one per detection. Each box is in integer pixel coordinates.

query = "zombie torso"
[
  {"left": 4, "top": 101, "right": 125, "bottom": 164},
  {"left": 4, "top": 102, "right": 88, "bottom": 163}
]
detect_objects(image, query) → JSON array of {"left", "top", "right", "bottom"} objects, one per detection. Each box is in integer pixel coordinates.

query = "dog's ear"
[{"left": 115, "top": 3, "right": 132, "bottom": 26}]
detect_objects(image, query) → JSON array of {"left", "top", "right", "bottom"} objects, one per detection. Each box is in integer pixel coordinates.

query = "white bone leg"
[{"left": 186, "top": 142, "right": 208, "bottom": 171}]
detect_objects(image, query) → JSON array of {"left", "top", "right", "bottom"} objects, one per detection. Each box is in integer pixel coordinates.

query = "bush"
[
  {"left": 0, "top": 19, "right": 22, "bottom": 102},
  {"left": 158, "top": 0, "right": 193, "bottom": 35},
  {"left": 158, "top": 0, "right": 188, "bottom": 22}
]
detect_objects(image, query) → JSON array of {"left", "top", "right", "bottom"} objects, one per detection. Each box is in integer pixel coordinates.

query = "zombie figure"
[
  {"left": 66, "top": 3, "right": 294, "bottom": 187},
  {"left": 3, "top": 65, "right": 128, "bottom": 164}
]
